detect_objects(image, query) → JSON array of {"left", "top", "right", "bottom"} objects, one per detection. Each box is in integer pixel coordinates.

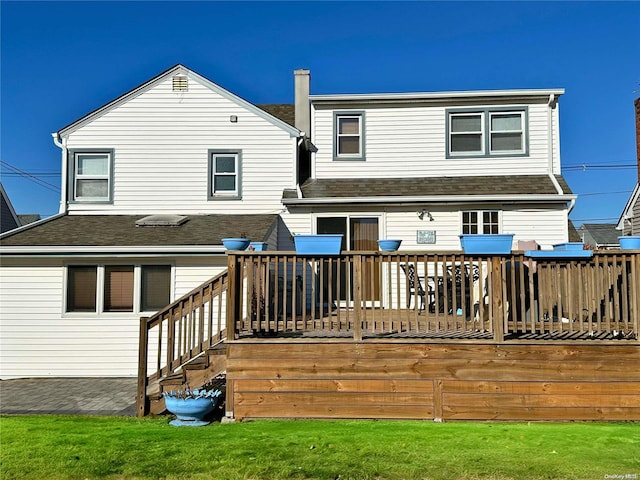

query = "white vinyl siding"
[
  {"left": 64, "top": 78, "right": 297, "bottom": 214},
  {"left": 312, "top": 102, "right": 557, "bottom": 179},
  {"left": 283, "top": 205, "right": 569, "bottom": 253},
  {"left": 0, "top": 256, "right": 227, "bottom": 379}
]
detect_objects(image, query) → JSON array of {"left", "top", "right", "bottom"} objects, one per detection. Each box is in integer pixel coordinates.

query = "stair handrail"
[{"left": 137, "top": 270, "right": 229, "bottom": 417}]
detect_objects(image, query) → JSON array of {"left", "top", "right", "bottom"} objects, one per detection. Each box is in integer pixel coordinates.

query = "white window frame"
[
  {"left": 63, "top": 263, "right": 173, "bottom": 315},
  {"left": 334, "top": 112, "right": 365, "bottom": 160},
  {"left": 489, "top": 111, "right": 525, "bottom": 155},
  {"left": 71, "top": 151, "right": 113, "bottom": 202},
  {"left": 209, "top": 150, "right": 241, "bottom": 199},
  {"left": 461, "top": 210, "right": 501, "bottom": 235}
]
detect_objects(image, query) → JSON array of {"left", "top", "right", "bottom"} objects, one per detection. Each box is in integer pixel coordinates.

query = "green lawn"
[{"left": 1, "top": 415, "right": 638, "bottom": 480}]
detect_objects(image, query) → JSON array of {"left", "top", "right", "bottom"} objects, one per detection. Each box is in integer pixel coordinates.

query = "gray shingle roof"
[
  {"left": 298, "top": 175, "right": 572, "bottom": 199},
  {"left": 0, "top": 214, "right": 278, "bottom": 247},
  {"left": 579, "top": 223, "right": 620, "bottom": 245}
]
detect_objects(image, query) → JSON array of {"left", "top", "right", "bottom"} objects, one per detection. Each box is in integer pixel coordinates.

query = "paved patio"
[{"left": 0, "top": 377, "right": 137, "bottom": 416}]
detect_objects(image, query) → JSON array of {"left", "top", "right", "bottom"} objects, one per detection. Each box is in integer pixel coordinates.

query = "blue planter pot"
[
  {"left": 377, "top": 239, "right": 402, "bottom": 251},
  {"left": 459, "top": 234, "right": 514, "bottom": 255},
  {"left": 222, "top": 238, "right": 251, "bottom": 251},
  {"left": 619, "top": 236, "right": 640, "bottom": 250},
  {"left": 552, "top": 242, "right": 585, "bottom": 251},
  {"left": 249, "top": 242, "right": 268, "bottom": 251},
  {"left": 293, "top": 234, "right": 344, "bottom": 255},
  {"left": 164, "top": 395, "right": 220, "bottom": 426}
]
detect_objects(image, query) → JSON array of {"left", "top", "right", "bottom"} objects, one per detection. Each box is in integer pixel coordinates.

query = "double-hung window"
[
  {"left": 65, "top": 264, "right": 171, "bottom": 314},
  {"left": 209, "top": 150, "right": 241, "bottom": 199},
  {"left": 489, "top": 112, "right": 525, "bottom": 154},
  {"left": 447, "top": 108, "right": 527, "bottom": 157},
  {"left": 334, "top": 112, "right": 365, "bottom": 160},
  {"left": 462, "top": 210, "right": 500, "bottom": 235},
  {"left": 72, "top": 151, "right": 113, "bottom": 202}
]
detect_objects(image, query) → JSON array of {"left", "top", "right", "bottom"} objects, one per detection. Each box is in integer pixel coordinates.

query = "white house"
[
  {"left": 617, "top": 97, "right": 640, "bottom": 236},
  {"left": 0, "top": 65, "right": 576, "bottom": 379}
]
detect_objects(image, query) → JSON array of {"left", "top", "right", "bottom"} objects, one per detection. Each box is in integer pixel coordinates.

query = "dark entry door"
[{"left": 316, "top": 217, "right": 380, "bottom": 302}]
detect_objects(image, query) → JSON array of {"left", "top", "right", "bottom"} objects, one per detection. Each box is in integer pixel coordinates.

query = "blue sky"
[{"left": 1, "top": 1, "right": 638, "bottom": 227}]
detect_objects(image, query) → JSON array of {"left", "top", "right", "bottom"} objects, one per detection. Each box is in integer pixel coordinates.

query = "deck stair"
[{"left": 149, "top": 342, "right": 227, "bottom": 415}]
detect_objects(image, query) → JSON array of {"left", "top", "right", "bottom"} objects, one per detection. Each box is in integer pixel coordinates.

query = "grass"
[{"left": 1, "top": 416, "right": 638, "bottom": 480}]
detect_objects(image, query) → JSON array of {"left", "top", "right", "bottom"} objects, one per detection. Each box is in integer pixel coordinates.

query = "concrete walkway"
[{"left": 0, "top": 378, "right": 137, "bottom": 416}]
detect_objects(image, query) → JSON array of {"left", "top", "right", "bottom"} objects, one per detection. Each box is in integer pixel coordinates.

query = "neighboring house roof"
[
  {"left": 578, "top": 223, "right": 620, "bottom": 247},
  {"left": 0, "top": 214, "right": 278, "bottom": 254},
  {"left": 567, "top": 220, "right": 581, "bottom": 243},
  {"left": 617, "top": 183, "right": 640, "bottom": 230},
  {"left": 0, "top": 183, "right": 20, "bottom": 233},
  {"left": 284, "top": 175, "right": 573, "bottom": 205},
  {"left": 56, "top": 64, "right": 301, "bottom": 139},
  {"left": 17, "top": 214, "right": 41, "bottom": 226},
  {"left": 256, "top": 104, "right": 295, "bottom": 128}
]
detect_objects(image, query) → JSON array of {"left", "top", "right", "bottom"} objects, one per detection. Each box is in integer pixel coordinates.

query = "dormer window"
[
  {"left": 69, "top": 150, "right": 113, "bottom": 203},
  {"left": 447, "top": 108, "right": 528, "bottom": 158},
  {"left": 334, "top": 112, "right": 365, "bottom": 160}
]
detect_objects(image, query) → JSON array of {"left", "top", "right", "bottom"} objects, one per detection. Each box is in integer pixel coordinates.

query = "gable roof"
[
  {"left": 0, "top": 183, "right": 20, "bottom": 233},
  {"left": 0, "top": 214, "right": 278, "bottom": 254},
  {"left": 617, "top": 182, "right": 639, "bottom": 230},
  {"left": 56, "top": 65, "right": 300, "bottom": 138},
  {"left": 284, "top": 175, "right": 573, "bottom": 205}
]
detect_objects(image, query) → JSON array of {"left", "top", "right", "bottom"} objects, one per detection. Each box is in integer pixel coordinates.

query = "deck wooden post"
[
  {"left": 353, "top": 254, "right": 363, "bottom": 341},
  {"left": 136, "top": 316, "right": 150, "bottom": 418},
  {"left": 227, "top": 253, "right": 242, "bottom": 340},
  {"left": 491, "top": 257, "right": 505, "bottom": 342}
]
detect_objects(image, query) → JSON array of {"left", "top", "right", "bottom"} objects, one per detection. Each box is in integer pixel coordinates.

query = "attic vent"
[
  {"left": 172, "top": 75, "right": 188, "bottom": 92},
  {"left": 136, "top": 214, "right": 189, "bottom": 227}
]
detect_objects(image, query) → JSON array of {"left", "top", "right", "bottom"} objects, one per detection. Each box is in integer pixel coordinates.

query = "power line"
[
  {"left": 0, "top": 161, "right": 61, "bottom": 193},
  {"left": 562, "top": 163, "right": 636, "bottom": 171},
  {"left": 575, "top": 190, "right": 633, "bottom": 196},
  {"left": 570, "top": 217, "right": 620, "bottom": 222}
]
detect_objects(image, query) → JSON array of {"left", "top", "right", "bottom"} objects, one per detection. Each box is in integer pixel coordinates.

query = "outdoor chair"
[{"left": 400, "top": 264, "right": 434, "bottom": 312}]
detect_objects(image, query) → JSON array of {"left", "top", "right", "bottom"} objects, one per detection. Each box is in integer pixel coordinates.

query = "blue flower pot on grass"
[{"left": 163, "top": 391, "right": 222, "bottom": 427}]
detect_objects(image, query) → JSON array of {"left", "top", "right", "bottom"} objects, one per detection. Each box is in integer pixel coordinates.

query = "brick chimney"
[{"left": 294, "top": 69, "right": 310, "bottom": 137}]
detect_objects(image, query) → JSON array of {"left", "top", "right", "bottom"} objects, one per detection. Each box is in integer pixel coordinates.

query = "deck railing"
[
  {"left": 227, "top": 251, "right": 640, "bottom": 342},
  {"left": 136, "top": 271, "right": 228, "bottom": 416}
]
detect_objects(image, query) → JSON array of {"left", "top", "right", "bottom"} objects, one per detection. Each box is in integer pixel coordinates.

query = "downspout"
[
  {"left": 547, "top": 95, "right": 576, "bottom": 232},
  {"left": 547, "top": 94, "right": 563, "bottom": 194},
  {"left": 51, "top": 133, "right": 68, "bottom": 214}
]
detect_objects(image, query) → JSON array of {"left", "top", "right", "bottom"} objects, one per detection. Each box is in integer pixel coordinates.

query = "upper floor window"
[
  {"left": 71, "top": 150, "right": 113, "bottom": 202},
  {"left": 334, "top": 112, "right": 365, "bottom": 160},
  {"left": 462, "top": 210, "right": 500, "bottom": 234},
  {"left": 209, "top": 150, "right": 241, "bottom": 199},
  {"left": 447, "top": 108, "right": 527, "bottom": 158},
  {"left": 65, "top": 264, "right": 171, "bottom": 314}
]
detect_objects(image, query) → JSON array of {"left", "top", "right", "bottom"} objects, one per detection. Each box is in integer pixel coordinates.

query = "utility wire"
[
  {"left": 562, "top": 163, "right": 636, "bottom": 171},
  {"left": 0, "top": 160, "right": 61, "bottom": 193},
  {"left": 575, "top": 190, "right": 633, "bottom": 196}
]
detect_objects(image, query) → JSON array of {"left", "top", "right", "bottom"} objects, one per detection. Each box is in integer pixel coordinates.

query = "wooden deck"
[{"left": 138, "top": 250, "right": 640, "bottom": 421}]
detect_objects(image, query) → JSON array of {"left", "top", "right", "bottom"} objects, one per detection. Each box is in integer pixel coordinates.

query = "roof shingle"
[{"left": 1, "top": 214, "right": 278, "bottom": 248}]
